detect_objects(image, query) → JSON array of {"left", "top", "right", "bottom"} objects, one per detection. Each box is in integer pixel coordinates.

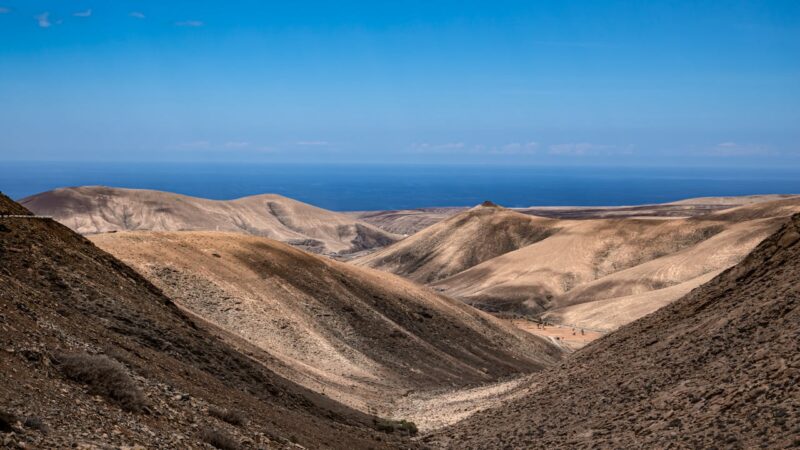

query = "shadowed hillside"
[
  {"left": 92, "top": 230, "right": 562, "bottom": 412},
  {"left": 430, "top": 212, "right": 800, "bottom": 449},
  {"left": 0, "top": 193, "right": 414, "bottom": 449},
  {"left": 21, "top": 186, "right": 400, "bottom": 256}
]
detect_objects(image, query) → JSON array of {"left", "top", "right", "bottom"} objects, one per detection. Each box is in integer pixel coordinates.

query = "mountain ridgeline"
[{"left": 21, "top": 186, "right": 401, "bottom": 256}]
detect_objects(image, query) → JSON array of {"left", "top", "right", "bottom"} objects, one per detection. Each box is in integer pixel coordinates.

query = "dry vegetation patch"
[
  {"left": 375, "top": 418, "right": 418, "bottom": 436},
  {"left": 53, "top": 352, "right": 149, "bottom": 413},
  {"left": 200, "top": 427, "right": 240, "bottom": 450},
  {"left": 208, "top": 405, "right": 247, "bottom": 427}
]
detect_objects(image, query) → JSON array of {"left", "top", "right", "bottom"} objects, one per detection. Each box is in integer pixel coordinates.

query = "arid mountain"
[
  {"left": 347, "top": 195, "right": 796, "bottom": 234},
  {"left": 91, "top": 230, "right": 562, "bottom": 412},
  {"left": 438, "top": 205, "right": 797, "bottom": 322},
  {"left": 515, "top": 194, "right": 799, "bottom": 219},
  {"left": 359, "top": 196, "right": 800, "bottom": 332},
  {"left": 348, "top": 207, "right": 466, "bottom": 235},
  {"left": 430, "top": 212, "right": 800, "bottom": 449},
  {"left": 354, "top": 203, "right": 559, "bottom": 283},
  {"left": 21, "top": 186, "right": 400, "bottom": 256},
  {"left": 0, "top": 193, "right": 419, "bottom": 449}
]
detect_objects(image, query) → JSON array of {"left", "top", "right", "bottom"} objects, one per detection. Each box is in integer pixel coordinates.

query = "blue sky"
[{"left": 0, "top": 0, "right": 799, "bottom": 166}]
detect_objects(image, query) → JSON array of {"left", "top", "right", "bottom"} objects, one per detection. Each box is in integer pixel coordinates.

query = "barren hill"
[
  {"left": 348, "top": 207, "right": 466, "bottom": 235},
  {"left": 430, "top": 212, "right": 800, "bottom": 449},
  {"left": 354, "top": 203, "right": 559, "bottom": 283},
  {"left": 419, "top": 198, "right": 800, "bottom": 330},
  {"left": 0, "top": 193, "right": 417, "bottom": 449},
  {"left": 91, "top": 230, "right": 562, "bottom": 412},
  {"left": 347, "top": 195, "right": 796, "bottom": 234},
  {"left": 20, "top": 186, "right": 400, "bottom": 256}
]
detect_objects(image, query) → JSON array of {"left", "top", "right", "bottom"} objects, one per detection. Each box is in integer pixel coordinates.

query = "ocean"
[{"left": 3, "top": 161, "right": 799, "bottom": 211}]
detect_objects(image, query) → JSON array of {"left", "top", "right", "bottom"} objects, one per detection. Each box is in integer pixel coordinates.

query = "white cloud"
[
  {"left": 411, "top": 141, "right": 542, "bottom": 156},
  {"left": 73, "top": 9, "right": 92, "bottom": 17},
  {"left": 708, "top": 142, "right": 775, "bottom": 156},
  {"left": 547, "top": 143, "right": 634, "bottom": 156},
  {"left": 176, "top": 20, "right": 203, "bottom": 27},
  {"left": 0, "top": 7, "right": 11, "bottom": 14},
  {"left": 295, "top": 140, "right": 329, "bottom": 146},
  {"left": 549, "top": 143, "right": 604, "bottom": 155},
  {"left": 168, "top": 141, "right": 278, "bottom": 153},
  {"left": 491, "top": 142, "right": 539, "bottom": 155},
  {"left": 170, "top": 141, "right": 211, "bottom": 150},
  {"left": 410, "top": 142, "right": 466, "bottom": 153},
  {"left": 129, "top": 12, "right": 146, "bottom": 19},
  {"left": 549, "top": 143, "right": 595, "bottom": 155},
  {"left": 36, "top": 12, "right": 51, "bottom": 28}
]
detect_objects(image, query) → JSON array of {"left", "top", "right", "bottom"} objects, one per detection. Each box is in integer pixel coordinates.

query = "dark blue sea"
[{"left": 2, "top": 161, "right": 799, "bottom": 211}]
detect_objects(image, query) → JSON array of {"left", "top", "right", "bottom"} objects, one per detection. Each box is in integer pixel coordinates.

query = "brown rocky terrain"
[
  {"left": 429, "top": 212, "right": 800, "bottom": 449},
  {"left": 91, "top": 230, "right": 562, "bottom": 413},
  {"left": 0, "top": 193, "right": 418, "bottom": 449},
  {"left": 21, "top": 186, "right": 400, "bottom": 256}
]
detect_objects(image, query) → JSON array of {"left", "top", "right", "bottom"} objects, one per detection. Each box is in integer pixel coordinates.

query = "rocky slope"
[
  {"left": 430, "top": 212, "right": 800, "bottom": 449},
  {"left": 0, "top": 193, "right": 415, "bottom": 449},
  {"left": 21, "top": 186, "right": 400, "bottom": 256},
  {"left": 92, "top": 230, "right": 563, "bottom": 412}
]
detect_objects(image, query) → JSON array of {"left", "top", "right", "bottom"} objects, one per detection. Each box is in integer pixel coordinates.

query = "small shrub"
[
  {"left": 54, "top": 352, "right": 148, "bottom": 413},
  {"left": 200, "top": 428, "right": 240, "bottom": 450},
  {"left": 208, "top": 406, "right": 246, "bottom": 427},
  {"left": 375, "top": 418, "right": 418, "bottom": 436},
  {"left": 24, "top": 416, "right": 49, "bottom": 433}
]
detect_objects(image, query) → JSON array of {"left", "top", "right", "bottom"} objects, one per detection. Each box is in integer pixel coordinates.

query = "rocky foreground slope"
[
  {"left": 91, "top": 230, "right": 561, "bottom": 412},
  {"left": 0, "top": 193, "right": 415, "bottom": 449},
  {"left": 430, "top": 213, "right": 800, "bottom": 449},
  {"left": 21, "top": 186, "right": 400, "bottom": 256}
]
